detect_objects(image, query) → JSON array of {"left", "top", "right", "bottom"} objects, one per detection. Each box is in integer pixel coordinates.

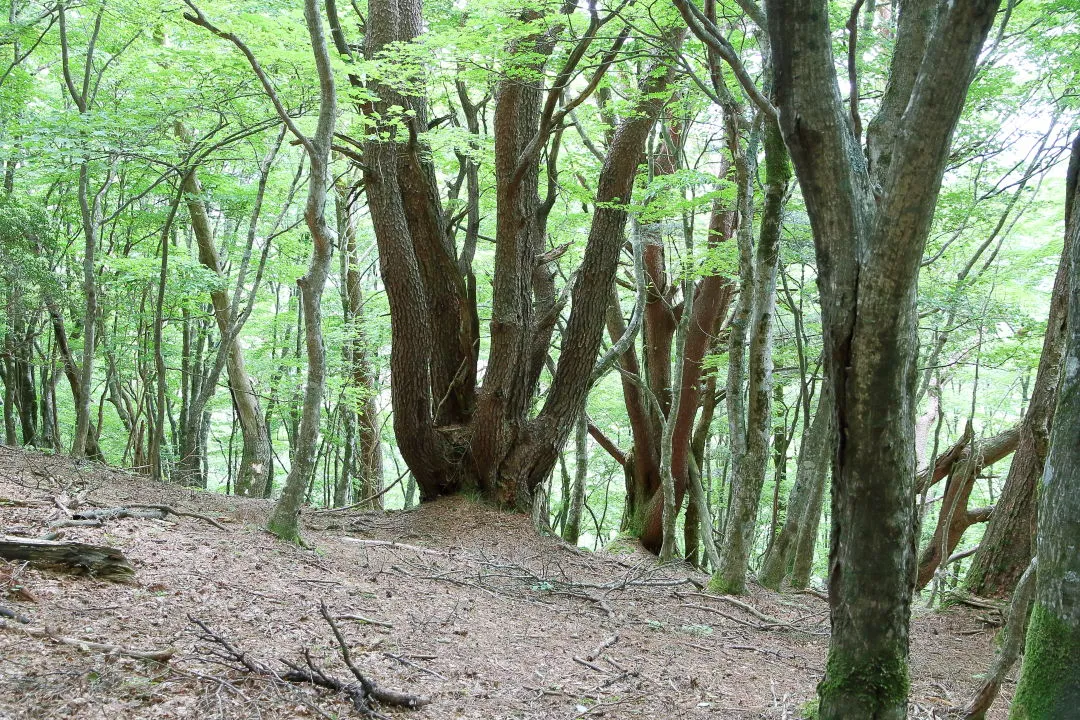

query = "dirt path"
[{"left": 0, "top": 447, "right": 1008, "bottom": 719}]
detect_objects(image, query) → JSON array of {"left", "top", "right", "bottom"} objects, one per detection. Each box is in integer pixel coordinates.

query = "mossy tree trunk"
[
  {"left": 1009, "top": 131, "right": 1080, "bottom": 720},
  {"left": 763, "top": 0, "right": 1001, "bottom": 715}
]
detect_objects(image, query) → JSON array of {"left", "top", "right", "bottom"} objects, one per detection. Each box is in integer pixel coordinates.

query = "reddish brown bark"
[{"left": 915, "top": 424, "right": 1020, "bottom": 590}]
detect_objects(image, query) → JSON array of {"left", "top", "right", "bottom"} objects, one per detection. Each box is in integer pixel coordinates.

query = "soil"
[{"left": 0, "top": 446, "right": 1010, "bottom": 719}]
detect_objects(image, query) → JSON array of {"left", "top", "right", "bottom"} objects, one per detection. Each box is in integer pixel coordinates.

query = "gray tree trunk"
[
  {"left": 1009, "top": 131, "right": 1080, "bottom": 720},
  {"left": 758, "top": 376, "right": 833, "bottom": 589},
  {"left": 715, "top": 118, "right": 787, "bottom": 593},
  {"left": 764, "top": 0, "right": 1001, "bottom": 715}
]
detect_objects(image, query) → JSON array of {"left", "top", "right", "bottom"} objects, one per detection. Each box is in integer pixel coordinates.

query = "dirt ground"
[{"left": 0, "top": 446, "right": 1011, "bottom": 719}]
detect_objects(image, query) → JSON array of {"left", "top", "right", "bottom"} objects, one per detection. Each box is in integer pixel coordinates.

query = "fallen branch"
[
  {"left": 586, "top": 634, "right": 619, "bottom": 661},
  {"left": 189, "top": 603, "right": 429, "bottom": 717},
  {"left": 48, "top": 519, "right": 103, "bottom": 529},
  {"left": 0, "top": 536, "right": 134, "bottom": 581},
  {"left": 0, "top": 617, "right": 173, "bottom": 660},
  {"left": 76, "top": 504, "right": 229, "bottom": 531},
  {"left": 335, "top": 613, "right": 394, "bottom": 629},
  {"left": 338, "top": 538, "right": 443, "bottom": 556},
  {"left": 382, "top": 652, "right": 447, "bottom": 680},
  {"left": 678, "top": 591, "right": 807, "bottom": 630}
]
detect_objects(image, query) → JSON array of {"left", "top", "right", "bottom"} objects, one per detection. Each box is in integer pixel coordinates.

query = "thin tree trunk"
[
  {"left": 963, "top": 557, "right": 1036, "bottom": 720},
  {"left": 759, "top": 375, "right": 834, "bottom": 589},
  {"left": 562, "top": 412, "right": 588, "bottom": 545},
  {"left": 262, "top": 0, "right": 338, "bottom": 542},
  {"left": 715, "top": 118, "right": 787, "bottom": 593}
]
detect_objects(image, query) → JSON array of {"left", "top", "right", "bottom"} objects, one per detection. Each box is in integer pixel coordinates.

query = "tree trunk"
[
  {"left": 1010, "top": 131, "right": 1080, "bottom": 720},
  {"left": 758, "top": 375, "right": 834, "bottom": 590},
  {"left": 764, "top": 0, "right": 1000, "bottom": 715},
  {"left": 265, "top": 0, "right": 337, "bottom": 542},
  {"left": 916, "top": 424, "right": 1019, "bottom": 590},
  {"left": 334, "top": 180, "right": 382, "bottom": 508},
  {"left": 715, "top": 117, "right": 788, "bottom": 593},
  {"left": 561, "top": 412, "right": 588, "bottom": 545},
  {"left": 966, "top": 213, "right": 1071, "bottom": 598},
  {"left": 361, "top": 1, "right": 685, "bottom": 513},
  {"left": 180, "top": 170, "right": 272, "bottom": 496},
  {"left": 963, "top": 557, "right": 1036, "bottom": 720}
]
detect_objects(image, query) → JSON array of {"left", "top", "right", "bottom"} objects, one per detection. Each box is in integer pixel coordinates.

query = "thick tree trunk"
[
  {"left": 1010, "top": 131, "right": 1080, "bottom": 720},
  {"left": 764, "top": 0, "right": 1000, "bottom": 715}
]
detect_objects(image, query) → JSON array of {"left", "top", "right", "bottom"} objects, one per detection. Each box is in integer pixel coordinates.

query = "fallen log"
[{"left": 0, "top": 536, "right": 135, "bottom": 581}]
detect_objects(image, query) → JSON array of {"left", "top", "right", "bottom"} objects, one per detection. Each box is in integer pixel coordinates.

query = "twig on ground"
[
  {"left": 0, "top": 617, "right": 174, "bottom": 660},
  {"left": 188, "top": 606, "right": 430, "bottom": 718},
  {"left": 339, "top": 538, "right": 444, "bottom": 556},
  {"left": 335, "top": 613, "right": 394, "bottom": 629},
  {"left": 586, "top": 634, "right": 619, "bottom": 661},
  {"left": 48, "top": 519, "right": 103, "bottom": 529},
  {"left": 382, "top": 652, "right": 447, "bottom": 680},
  {"left": 572, "top": 655, "right": 606, "bottom": 673}
]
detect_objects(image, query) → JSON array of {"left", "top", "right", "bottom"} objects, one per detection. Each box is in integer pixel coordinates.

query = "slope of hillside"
[{"left": 0, "top": 447, "right": 1006, "bottom": 719}]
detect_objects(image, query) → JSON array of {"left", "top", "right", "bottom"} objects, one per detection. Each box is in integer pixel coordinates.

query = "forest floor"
[{"left": 0, "top": 446, "right": 1009, "bottom": 720}]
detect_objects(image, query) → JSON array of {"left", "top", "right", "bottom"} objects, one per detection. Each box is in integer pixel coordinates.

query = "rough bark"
[
  {"left": 1010, "top": 131, "right": 1080, "bottom": 719},
  {"left": 0, "top": 537, "right": 134, "bottom": 581},
  {"left": 763, "top": 0, "right": 1001, "bottom": 715}
]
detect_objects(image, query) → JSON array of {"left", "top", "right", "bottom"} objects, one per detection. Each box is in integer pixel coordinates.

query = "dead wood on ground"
[
  {"left": 0, "top": 617, "right": 174, "bottom": 660},
  {"left": 0, "top": 536, "right": 134, "bottom": 580},
  {"left": 190, "top": 601, "right": 430, "bottom": 718}
]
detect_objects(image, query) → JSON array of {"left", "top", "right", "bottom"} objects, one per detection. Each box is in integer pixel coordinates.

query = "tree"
[
  {"left": 183, "top": 0, "right": 338, "bottom": 541},
  {"left": 359, "top": 0, "right": 685, "bottom": 511},
  {"left": 1009, "top": 130, "right": 1080, "bottom": 720},
  {"left": 763, "top": 0, "right": 1001, "bottom": 715}
]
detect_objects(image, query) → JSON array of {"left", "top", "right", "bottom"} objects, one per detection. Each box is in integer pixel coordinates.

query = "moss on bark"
[
  {"left": 1010, "top": 603, "right": 1080, "bottom": 719},
  {"left": 817, "top": 649, "right": 909, "bottom": 720}
]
